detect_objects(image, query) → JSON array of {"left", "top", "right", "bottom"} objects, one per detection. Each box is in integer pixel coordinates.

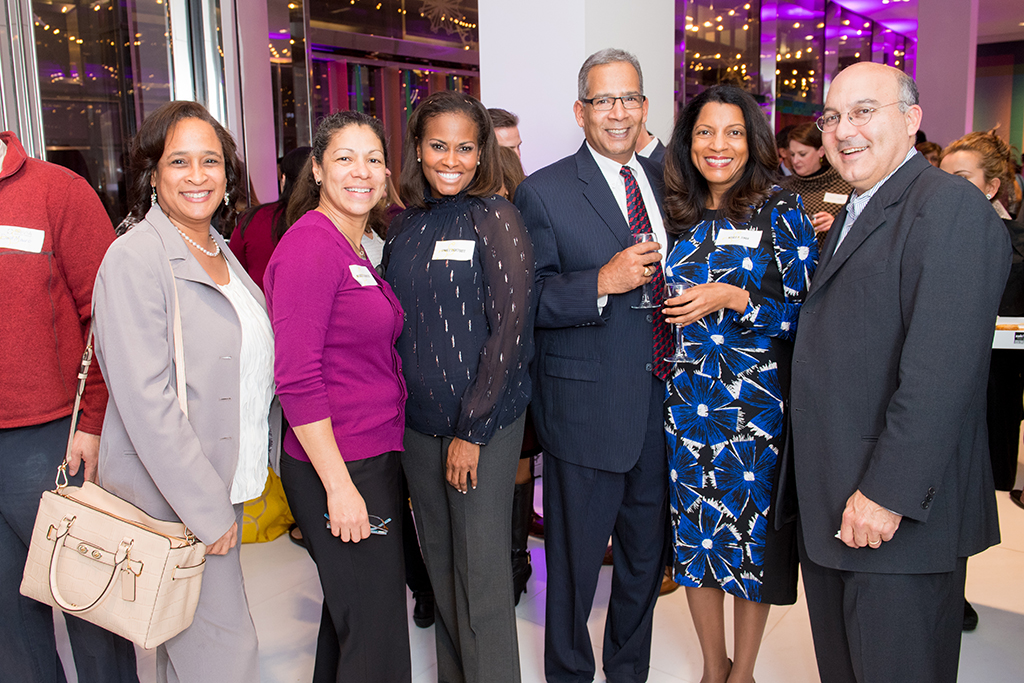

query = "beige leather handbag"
[{"left": 20, "top": 268, "right": 207, "bottom": 650}]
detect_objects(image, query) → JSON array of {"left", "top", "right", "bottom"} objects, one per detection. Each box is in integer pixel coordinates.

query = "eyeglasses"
[
  {"left": 580, "top": 95, "right": 646, "bottom": 111},
  {"left": 324, "top": 513, "right": 391, "bottom": 536},
  {"left": 816, "top": 102, "right": 901, "bottom": 132}
]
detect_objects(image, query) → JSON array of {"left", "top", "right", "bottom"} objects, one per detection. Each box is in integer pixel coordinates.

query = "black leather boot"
[{"left": 511, "top": 481, "right": 534, "bottom": 606}]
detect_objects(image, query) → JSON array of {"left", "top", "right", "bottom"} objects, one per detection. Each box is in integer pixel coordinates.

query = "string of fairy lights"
[{"left": 682, "top": 0, "right": 914, "bottom": 111}]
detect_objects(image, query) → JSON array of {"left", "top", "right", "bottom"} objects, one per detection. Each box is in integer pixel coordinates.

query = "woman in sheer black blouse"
[{"left": 383, "top": 90, "right": 533, "bottom": 683}]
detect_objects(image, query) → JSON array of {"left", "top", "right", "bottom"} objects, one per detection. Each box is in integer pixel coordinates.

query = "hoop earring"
[
  {"left": 315, "top": 178, "right": 322, "bottom": 186},
  {"left": 151, "top": 187, "right": 158, "bottom": 206}
]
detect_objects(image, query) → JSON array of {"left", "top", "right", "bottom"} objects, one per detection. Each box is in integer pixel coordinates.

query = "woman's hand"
[
  {"left": 205, "top": 522, "right": 238, "bottom": 556},
  {"left": 810, "top": 211, "right": 834, "bottom": 234},
  {"left": 326, "top": 480, "right": 371, "bottom": 543},
  {"left": 662, "top": 282, "right": 750, "bottom": 326},
  {"left": 446, "top": 437, "right": 481, "bottom": 493}
]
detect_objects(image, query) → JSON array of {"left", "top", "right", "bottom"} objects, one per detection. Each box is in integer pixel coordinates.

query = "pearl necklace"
[{"left": 176, "top": 228, "right": 221, "bottom": 257}]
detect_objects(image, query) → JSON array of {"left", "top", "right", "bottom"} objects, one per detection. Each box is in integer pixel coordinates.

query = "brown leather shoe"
[{"left": 660, "top": 567, "right": 679, "bottom": 595}]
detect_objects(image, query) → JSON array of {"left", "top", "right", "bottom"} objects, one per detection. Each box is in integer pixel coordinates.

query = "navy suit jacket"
[
  {"left": 514, "top": 143, "right": 668, "bottom": 473},
  {"left": 781, "top": 153, "right": 1008, "bottom": 573}
]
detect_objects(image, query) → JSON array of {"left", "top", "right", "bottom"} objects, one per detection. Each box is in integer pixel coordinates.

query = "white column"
[
  {"left": 915, "top": 0, "right": 978, "bottom": 147},
  {"left": 479, "top": 0, "right": 674, "bottom": 174},
  {"left": 229, "top": 0, "right": 279, "bottom": 203}
]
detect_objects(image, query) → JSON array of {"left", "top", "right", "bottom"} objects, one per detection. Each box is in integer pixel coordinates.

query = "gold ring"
[{"left": 643, "top": 266, "right": 652, "bottom": 277}]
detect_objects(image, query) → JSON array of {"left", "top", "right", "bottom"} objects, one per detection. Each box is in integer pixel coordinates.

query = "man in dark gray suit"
[
  {"left": 514, "top": 48, "right": 669, "bottom": 683},
  {"left": 786, "top": 62, "right": 1010, "bottom": 683}
]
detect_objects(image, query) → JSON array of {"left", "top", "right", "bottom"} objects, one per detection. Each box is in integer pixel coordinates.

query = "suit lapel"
[
  {"left": 576, "top": 143, "right": 633, "bottom": 249},
  {"left": 808, "top": 153, "right": 930, "bottom": 296}
]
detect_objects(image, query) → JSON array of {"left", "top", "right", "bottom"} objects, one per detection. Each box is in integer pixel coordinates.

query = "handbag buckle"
[{"left": 55, "top": 461, "right": 69, "bottom": 493}]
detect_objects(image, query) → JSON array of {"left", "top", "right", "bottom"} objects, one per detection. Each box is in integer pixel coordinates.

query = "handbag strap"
[{"left": 57, "top": 259, "right": 189, "bottom": 490}]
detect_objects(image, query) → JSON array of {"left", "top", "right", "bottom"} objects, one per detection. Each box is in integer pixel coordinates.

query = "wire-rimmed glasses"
[
  {"left": 580, "top": 94, "right": 646, "bottom": 111},
  {"left": 815, "top": 102, "right": 901, "bottom": 132},
  {"left": 324, "top": 513, "right": 392, "bottom": 536}
]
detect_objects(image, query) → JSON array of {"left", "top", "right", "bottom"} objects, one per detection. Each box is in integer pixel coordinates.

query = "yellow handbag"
[{"left": 242, "top": 467, "right": 294, "bottom": 543}]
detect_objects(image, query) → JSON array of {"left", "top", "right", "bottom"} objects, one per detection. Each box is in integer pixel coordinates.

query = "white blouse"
[{"left": 218, "top": 262, "right": 276, "bottom": 503}]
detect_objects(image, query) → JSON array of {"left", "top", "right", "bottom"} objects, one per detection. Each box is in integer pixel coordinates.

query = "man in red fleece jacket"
[{"left": 0, "top": 131, "right": 138, "bottom": 682}]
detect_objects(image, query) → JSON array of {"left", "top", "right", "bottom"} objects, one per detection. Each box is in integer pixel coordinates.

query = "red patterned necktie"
[{"left": 620, "top": 165, "right": 670, "bottom": 381}]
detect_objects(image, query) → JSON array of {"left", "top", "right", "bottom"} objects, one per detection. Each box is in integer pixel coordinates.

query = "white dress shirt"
[{"left": 218, "top": 261, "right": 276, "bottom": 504}]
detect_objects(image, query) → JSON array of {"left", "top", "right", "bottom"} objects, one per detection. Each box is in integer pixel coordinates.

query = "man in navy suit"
[
  {"left": 786, "top": 62, "right": 1009, "bottom": 683},
  {"left": 514, "top": 48, "right": 670, "bottom": 683}
]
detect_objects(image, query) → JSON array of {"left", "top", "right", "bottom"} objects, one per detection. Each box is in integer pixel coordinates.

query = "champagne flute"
[
  {"left": 632, "top": 232, "right": 659, "bottom": 310},
  {"left": 664, "top": 282, "right": 695, "bottom": 362}
]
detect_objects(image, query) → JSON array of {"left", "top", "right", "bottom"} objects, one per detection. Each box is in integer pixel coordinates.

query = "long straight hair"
[{"left": 664, "top": 86, "right": 779, "bottom": 231}]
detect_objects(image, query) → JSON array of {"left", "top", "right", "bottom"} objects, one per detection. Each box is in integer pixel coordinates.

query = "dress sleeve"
[
  {"left": 265, "top": 223, "right": 343, "bottom": 429},
  {"left": 737, "top": 192, "right": 818, "bottom": 341},
  {"left": 455, "top": 199, "right": 534, "bottom": 444}
]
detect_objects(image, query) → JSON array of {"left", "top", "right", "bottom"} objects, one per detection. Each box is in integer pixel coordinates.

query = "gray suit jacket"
[
  {"left": 783, "top": 153, "right": 1009, "bottom": 573},
  {"left": 93, "top": 206, "right": 268, "bottom": 544}
]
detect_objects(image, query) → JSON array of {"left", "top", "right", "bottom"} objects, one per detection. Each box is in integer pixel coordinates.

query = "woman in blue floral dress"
[{"left": 661, "top": 86, "right": 817, "bottom": 683}]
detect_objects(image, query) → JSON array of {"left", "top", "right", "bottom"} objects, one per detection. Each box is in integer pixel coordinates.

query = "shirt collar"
[
  {"left": 586, "top": 141, "right": 641, "bottom": 178},
  {"left": 848, "top": 147, "right": 918, "bottom": 215},
  {"left": 637, "top": 136, "right": 660, "bottom": 159}
]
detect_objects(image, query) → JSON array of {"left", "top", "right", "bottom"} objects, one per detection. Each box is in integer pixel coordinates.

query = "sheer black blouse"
[{"left": 383, "top": 192, "right": 534, "bottom": 445}]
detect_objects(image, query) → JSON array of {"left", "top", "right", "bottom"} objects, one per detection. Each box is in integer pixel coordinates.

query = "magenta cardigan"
[{"left": 264, "top": 210, "right": 406, "bottom": 462}]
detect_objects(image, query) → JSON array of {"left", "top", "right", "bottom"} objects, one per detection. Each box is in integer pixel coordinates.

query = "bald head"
[{"left": 821, "top": 62, "right": 922, "bottom": 192}]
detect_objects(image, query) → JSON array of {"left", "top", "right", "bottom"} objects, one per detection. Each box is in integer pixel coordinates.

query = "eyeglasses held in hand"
[
  {"left": 580, "top": 95, "right": 646, "bottom": 111},
  {"left": 324, "top": 513, "right": 391, "bottom": 536},
  {"left": 815, "top": 102, "right": 901, "bottom": 132}
]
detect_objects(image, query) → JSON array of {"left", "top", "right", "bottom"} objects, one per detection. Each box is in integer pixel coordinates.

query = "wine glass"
[
  {"left": 664, "top": 282, "right": 694, "bottom": 362},
  {"left": 632, "top": 232, "right": 659, "bottom": 310}
]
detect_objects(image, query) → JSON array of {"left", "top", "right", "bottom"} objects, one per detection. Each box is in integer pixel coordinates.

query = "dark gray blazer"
[
  {"left": 92, "top": 206, "right": 269, "bottom": 545},
  {"left": 782, "top": 153, "right": 1009, "bottom": 573},
  {"left": 514, "top": 143, "right": 667, "bottom": 473}
]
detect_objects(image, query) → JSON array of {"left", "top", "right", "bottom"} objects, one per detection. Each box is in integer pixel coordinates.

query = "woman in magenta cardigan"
[{"left": 263, "top": 111, "right": 411, "bottom": 683}]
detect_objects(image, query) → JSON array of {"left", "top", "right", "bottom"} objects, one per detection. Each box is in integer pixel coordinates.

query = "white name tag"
[
  {"left": 715, "top": 229, "right": 762, "bottom": 248},
  {"left": 432, "top": 239, "right": 475, "bottom": 261},
  {"left": 349, "top": 264, "right": 378, "bottom": 287},
  {"left": 0, "top": 225, "right": 45, "bottom": 253},
  {"left": 824, "top": 192, "right": 849, "bottom": 205}
]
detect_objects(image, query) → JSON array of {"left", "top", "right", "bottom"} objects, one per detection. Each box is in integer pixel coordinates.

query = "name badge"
[
  {"left": 349, "top": 264, "right": 378, "bottom": 287},
  {"left": 0, "top": 226, "right": 45, "bottom": 253},
  {"left": 715, "top": 229, "right": 762, "bottom": 249},
  {"left": 824, "top": 192, "right": 849, "bottom": 205},
  {"left": 432, "top": 240, "right": 475, "bottom": 261}
]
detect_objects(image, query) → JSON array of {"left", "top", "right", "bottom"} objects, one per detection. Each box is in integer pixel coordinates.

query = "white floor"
[{"left": 56, "top": 469, "right": 1024, "bottom": 683}]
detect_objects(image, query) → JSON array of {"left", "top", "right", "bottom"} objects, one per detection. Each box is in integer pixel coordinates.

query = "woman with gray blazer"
[{"left": 91, "top": 101, "right": 274, "bottom": 683}]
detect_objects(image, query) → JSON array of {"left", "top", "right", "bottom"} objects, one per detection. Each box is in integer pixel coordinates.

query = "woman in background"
[
  {"left": 780, "top": 122, "right": 852, "bottom": 249},
  {"left": 941, "top": 132, "right": 1024, "bottom": 500},
  {"left": 265, "top": 111, "right": 411, "bottom": 683},
  {"left": 228, "top": 146, "right": 311, "bottom": 291}
]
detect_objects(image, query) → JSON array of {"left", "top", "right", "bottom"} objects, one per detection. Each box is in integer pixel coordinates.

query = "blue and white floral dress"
[{"left": 664, "top": 188, "right": 817, "bottom": 604}]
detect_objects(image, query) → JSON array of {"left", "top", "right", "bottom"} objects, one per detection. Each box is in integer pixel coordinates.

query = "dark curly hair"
[
  {"left": 126, "top": 100, "right": 243, "bottom": 229},
  {"left": 285, "top": 111, "right": 390, "bottom": 230},
  {"left": 398, "top": 90, "right": 502, "bottom": 208},
  {"left": 664, "top": 86, "right": 779, "bottom": 231}
]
